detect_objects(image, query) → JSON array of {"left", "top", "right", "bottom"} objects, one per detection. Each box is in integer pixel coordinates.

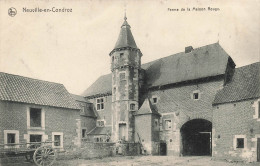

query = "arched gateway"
[{"left": 180, "top": 119, "right": 212, "bottom": 156}]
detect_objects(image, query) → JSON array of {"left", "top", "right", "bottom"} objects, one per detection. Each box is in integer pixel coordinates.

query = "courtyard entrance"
[{"left": 180, "top": 119, "right": 212, "bottom": 156}]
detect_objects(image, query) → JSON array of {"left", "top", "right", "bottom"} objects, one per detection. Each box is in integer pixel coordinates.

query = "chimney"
[{"left": 185, "top": 46, "right": 193, "bottom": 53}]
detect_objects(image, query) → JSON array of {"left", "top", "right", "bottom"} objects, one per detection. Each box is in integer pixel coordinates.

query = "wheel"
[{"left": 33, "top": 145, "right": 57, "bottom": 166}]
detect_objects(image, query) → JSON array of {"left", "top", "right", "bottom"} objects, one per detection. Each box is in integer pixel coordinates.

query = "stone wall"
[{"left": 76, "top": 142, "right": 140, "bottom": 159}]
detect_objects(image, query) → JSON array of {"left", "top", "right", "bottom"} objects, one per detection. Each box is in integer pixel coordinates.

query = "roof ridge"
[
  {"left": 141, "top": 42, "right": 220, "bottom": 68},
  {"left": 0, "top": 72, "right": 63, "bottom": 86}
]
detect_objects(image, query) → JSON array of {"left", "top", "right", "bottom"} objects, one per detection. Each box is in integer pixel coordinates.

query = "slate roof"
[
  {"left": 87, "top": 126, "right": 112, "bottom": 135},
  {"left": 136, "top": 98, "right": 161, "bottom": 116},
  {"left": 0, "top": 72, "right": 80, "bottom": 110},
  {"left": 113, "top": 18, "right": 138, "bottom": 50},
  {"left": 213, "top": 62, "right": 260, "bottom": 105},
  {"left": 82, "top": 43, "right": 231, "bottom": 97}
]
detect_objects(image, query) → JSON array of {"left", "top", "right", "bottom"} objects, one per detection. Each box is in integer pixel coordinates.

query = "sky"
[{"left": 0, "top": 0, "right": 259, "bottom": 95}]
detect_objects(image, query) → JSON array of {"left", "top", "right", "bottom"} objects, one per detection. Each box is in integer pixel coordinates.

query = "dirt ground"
[{"left": 1, "top": 156, "right": 260, "bottom": 166}]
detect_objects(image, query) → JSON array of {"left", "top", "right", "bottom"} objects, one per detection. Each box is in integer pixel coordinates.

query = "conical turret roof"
[{"left": 114, "top": 16, "right": 138, "bottom": 49}]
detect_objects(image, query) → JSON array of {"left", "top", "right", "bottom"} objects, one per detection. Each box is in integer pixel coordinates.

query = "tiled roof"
[
  {"left": 0, "top": 72, "right": 80, "bottom": 110},
  {"left": 71, "top": 93, "right": 97, "bottom": 118},
  {"left": 82, "top": 43, "right": 231, "bottom": 97},
  {"left": 213, "top": 62, "right": 260, "bottom": 105},
  {"left": 136, "top": 98, "right": 161, "bottom": 116},
  {"left": 82, "top": 74, "right": 112, "bottom": 97},
  {"left": 70, "top": 93, "right": 90, "bottom": 103},
  {"left": 87, "top": 126, "right": 112, "bottom": 135}
]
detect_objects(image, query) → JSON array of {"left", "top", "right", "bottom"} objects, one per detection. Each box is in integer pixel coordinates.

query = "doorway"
[{"left": 180, "top": 119, "right": 212, "bottom": 156}]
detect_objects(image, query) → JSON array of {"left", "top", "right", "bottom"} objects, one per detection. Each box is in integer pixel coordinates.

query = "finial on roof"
[{"left": 124, "top": 9, "right": 127, "bottom": 21}]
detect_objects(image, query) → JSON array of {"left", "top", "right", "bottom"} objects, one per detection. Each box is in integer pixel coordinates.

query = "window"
[
  {"left": 97, "top": 120, "right": 105, "bottom": 127},
  {"left": 234, "top": 135, "right": 246, "bottom": 150},
  {"left": 236, "top": 138, "right": 244, "bottom": 148},
  {"left": 120, "top": 53, "right": 124, "bottom": 58},
  {"left": 30, "top": 108, "right": 41, "bottom": 127},
  {"left": 82, "top": 129, "right": 86, "bottom": 138},
  {"left": 130, "top": 104, "right": 135, "bottom": 111},
  {"left": 154, "top": 119, "right": 159, "bottom": 131},
  {"left": 191, "top": 90, "right": 201, "bottom": 100},
  {"left": 30, "top": 134, "right": 42, "bottom": 143},
  {"left": 54, "top": 135, "right": 61, "bottom": 146},
  {"left": 4, "top": 130, "right": 19, "bottom": 148},
  {"left": 7, "top": 133, "right": 15, "bottom": 144},
  {"left": 151, "top": 96, "right": 158, "bottom": 104},
  {"left": 193, "top": 93, "right": 199, "bottom": 100},
  {"left": 96, "top": 98, "right": 104, "bottom": 110},
  {"left": 152, "top": 97, "right": 158, "bottom": 104},
  {"left": 112, "top": 56, "right": 114, "bottom": 62},
  {"left": 52, "top": 132, "right": 63, "bottom": 148},
  {"left": 165, "top": 120, "right": 172, "bottom": 130}
]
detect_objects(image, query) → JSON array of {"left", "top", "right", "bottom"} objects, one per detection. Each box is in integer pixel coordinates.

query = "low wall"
[
  {"left": 80, "top": 142, "right": 115, "bottom": 159},
  {"left": 57, "top": 141, "right": 141, "bottom": 159},
  {"left": 69, "top": 141, "right": 141, "bottom": 159}
]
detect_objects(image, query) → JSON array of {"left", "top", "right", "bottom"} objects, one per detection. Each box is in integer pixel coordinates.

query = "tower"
[{"left": 109, "top": 15, "right": 142, "bottom": 142}]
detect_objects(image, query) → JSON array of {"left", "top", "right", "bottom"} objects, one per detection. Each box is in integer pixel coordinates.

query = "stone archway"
[{"left": 180, "top": 119, "right": 212, "bottom": 156}]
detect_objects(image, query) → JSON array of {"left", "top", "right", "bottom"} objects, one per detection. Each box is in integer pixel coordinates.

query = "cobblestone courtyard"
[{"left": 1, "top": 156, "right": 260, "bottom": 166}]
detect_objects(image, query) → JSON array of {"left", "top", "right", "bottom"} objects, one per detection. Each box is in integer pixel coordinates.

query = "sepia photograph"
[{"left": 0, "top": 0, "right": 259, "bottom": 165}]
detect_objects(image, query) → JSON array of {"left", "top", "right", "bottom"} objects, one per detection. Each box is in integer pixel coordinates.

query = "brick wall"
[
  {"left": 212, "top": 98, "right": 260, "bottom": 162},
  {"left": 0, "top": 100, "right": 80, "bottom": 150}
]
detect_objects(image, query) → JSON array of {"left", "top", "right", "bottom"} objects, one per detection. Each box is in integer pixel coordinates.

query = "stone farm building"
[{"left": 0, "top": 16, "right": 259, "bottom": 162}]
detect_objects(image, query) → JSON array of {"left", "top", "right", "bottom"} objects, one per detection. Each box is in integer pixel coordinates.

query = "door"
[
  {"left": 257, "top": 138, "right": 260, "bottom": 162},
  {"left": 159, "top": 143, "right": 167, "bottom": 155},
  {"left": 119, "top": 124, "right": 126, "bottom": 141}
]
